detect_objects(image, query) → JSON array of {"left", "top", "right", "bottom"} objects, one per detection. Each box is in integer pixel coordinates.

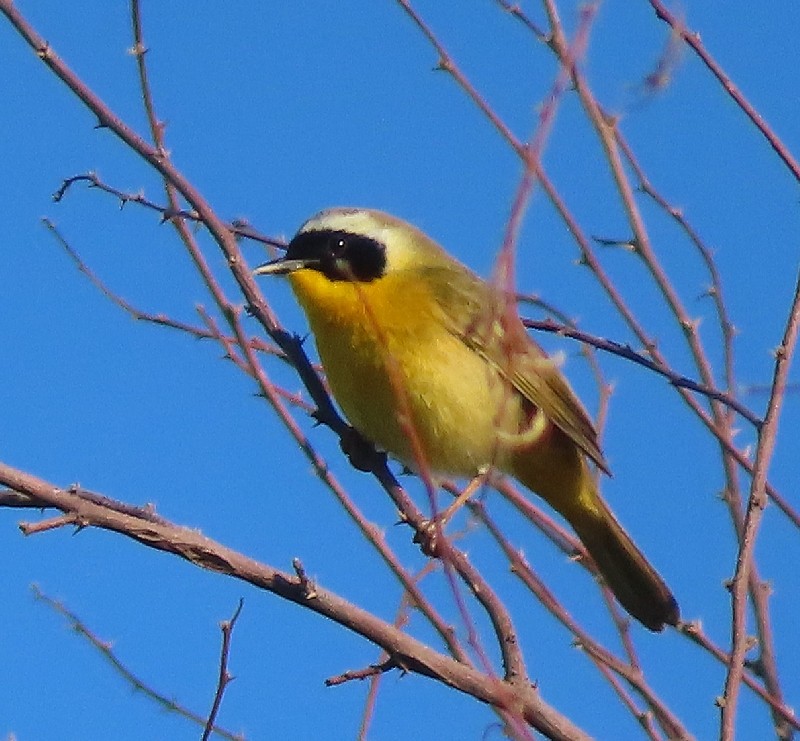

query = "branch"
[
  {"left": 720, "top": 270, "right": 800, "bottom": 741},
  {"left": 648, "top": 0, "right": 800, "bottom": 184},
  {"left": 202, "top": 599, "right": 245, "bottom": 741},
  {"left": 0, "top": 461, "right": 590, "bottom": 741},
  {"left": 32, "top": 585, "right": 243, "bottom": 741},
  {"left": 522, "top": 317, "right": 760, "bottom": 428}
]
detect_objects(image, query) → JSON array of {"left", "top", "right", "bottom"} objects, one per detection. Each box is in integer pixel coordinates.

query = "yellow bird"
[{"left": 254, "top": 207, "right": 679, "bottom": 632}]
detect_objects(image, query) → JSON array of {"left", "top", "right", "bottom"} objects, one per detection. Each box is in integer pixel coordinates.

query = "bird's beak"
[{"left": 253, "top": 257, "right": 317, "bottom": 276}]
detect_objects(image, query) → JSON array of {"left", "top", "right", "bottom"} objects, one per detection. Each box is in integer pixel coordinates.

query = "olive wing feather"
[{"left": 425, "top": 266, "right": 609, "bottom": 474}]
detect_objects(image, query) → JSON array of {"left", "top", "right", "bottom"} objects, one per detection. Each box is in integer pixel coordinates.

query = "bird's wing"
[
  {"left": 427, "top": 266, "right": 609, "bottom": 474},
  {"left": 503, "top": 337, "right": 609, "bottom": 474}
]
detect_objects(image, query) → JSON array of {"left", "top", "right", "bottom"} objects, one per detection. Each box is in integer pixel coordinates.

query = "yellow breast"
[{"left": 288, "top": 268, "right": 518, "bottom": 476}]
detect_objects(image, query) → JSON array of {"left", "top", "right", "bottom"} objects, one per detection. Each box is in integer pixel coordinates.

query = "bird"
[{"left": 254, "top": 207, "right": 679, "bottom": 632}]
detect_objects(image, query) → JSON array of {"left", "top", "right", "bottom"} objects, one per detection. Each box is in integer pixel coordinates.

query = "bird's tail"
[
  {"left": 511, "top": 434, "right": 679, "bottom": 632},
  {"left": 568, "top": 489, "right": 679, "bottom": 632}
]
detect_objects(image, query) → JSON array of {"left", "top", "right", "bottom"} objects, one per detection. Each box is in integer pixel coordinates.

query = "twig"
[
  {"left": 356, "top": 561, "right": 435, "bottom": 740},
  {"left": 326, "top": 659, "right": 396, "bottom": 687},
  {"left": 472, "top": 498, "right": 689, "bottom": 741},
  {"left": 522, "top": 317, "right": 760, "bottom": 427},
  {"left": 19, "top": 513, "right": 81, "bottom": 535},
  {"left": 53, "top": 172, "right": 285, "bottom": 251},
  {"left": 648, "top": 0, "right": 800, "bottom": 184},
  {"left": 41, "top": 217, "right": 293, "bottom": 368},
  {"left": 31, "top": 584, "right": 243, "bottom": 741},
  {"left": 680, "top": 622, "right": 799, "bottom": 732},
  {"left": 202, "top": 599, "right": 245, "bottom": 741}
]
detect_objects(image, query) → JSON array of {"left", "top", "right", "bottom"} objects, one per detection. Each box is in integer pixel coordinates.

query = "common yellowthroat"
[{"left": 254, "top": 207, "right": 679, "bottom": 632}]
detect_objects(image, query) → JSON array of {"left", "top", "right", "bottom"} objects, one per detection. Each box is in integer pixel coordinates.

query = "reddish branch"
[
  {"left": 0, "top": 462, "right": 588, "bottom": 741},
  {"left": 720, "top": 272, "right": 800, "bottom": 741},
  {"left": 648, "top": 0, "right": 800, "bottom": 184}
]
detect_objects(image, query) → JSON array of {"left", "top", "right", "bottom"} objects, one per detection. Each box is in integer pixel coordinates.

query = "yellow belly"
[{"left": 288, "top": 269, "right": 518, "bottom": 476}]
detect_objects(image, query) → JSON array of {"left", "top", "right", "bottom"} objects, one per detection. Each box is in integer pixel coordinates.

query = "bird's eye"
[
  {"left": 287, "top": 229, "right": 386, "bottom": 282},
  {"left": 330, "top": 237, "right": 348, "bottom": 258}
]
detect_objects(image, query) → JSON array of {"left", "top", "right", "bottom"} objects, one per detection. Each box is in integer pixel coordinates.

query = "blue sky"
[{"left": 1, "top": 2, "right": 799, "bottom": 739}]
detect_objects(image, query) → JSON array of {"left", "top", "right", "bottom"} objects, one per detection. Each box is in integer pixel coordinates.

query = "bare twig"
[
  {"left": 472, "top": 498, "right": 689, "bottom": 741},
  {"left": 41, "top": 217, "right": 295, "bottom": 369},
  {"left": 31, "top": 585, "right": 243, "bottom": 741},
  {"left": 52, "top": 172, "right": 285, "bottom": 250},
  {"left": 522, "top": 317, "right": 760, "bottom": 427},
  {"left": 326, "top": 659, "right": 397, "bottom": 687},
  {"left": 19, "top": 513, "right": 81, "bottom": 535},
  {"left": 202, "top": 599, "right": 245, "bottom": 741},
  {"left": 680, "top": 622, "right": 799, "bottom": 733},
  {"left": 647, "top": 0, "right": 800, "bottom": 184}
]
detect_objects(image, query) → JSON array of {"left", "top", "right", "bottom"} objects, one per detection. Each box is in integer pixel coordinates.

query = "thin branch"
[
  {"left": 202, "top": 599, "right": 245, "bottom": 741},
  {"left": 472, "top": 498, "right": 689, "bottom": 741},
  {"left": 648, "top": 0, "right": 800, "bottom": 184},
  {"left": 31, "top": 585, "right": 244, "bottom": 741},
  {"left": 42, "top": 217, "right": 296, "bottom": 372},
  {"left": 326, "top": 659, "right": 397, "bottom": 687},
  {"left": 522, "top": 317, "right": 760, "bottom": 428},
  {"left": 721, "top": 270, "right": 800, "bottom": 741},
  {"left": 680, "top": 623, "right": 799, "bottom": 732},
  {"left": 356, "top": 562, "right": 435, "bottom": 740},
  {"left": 19, "top": 513, "right": 81, "bottom": 535},
  {"left": 52, "top": 172, "right": 285, "bottom": 250}
]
